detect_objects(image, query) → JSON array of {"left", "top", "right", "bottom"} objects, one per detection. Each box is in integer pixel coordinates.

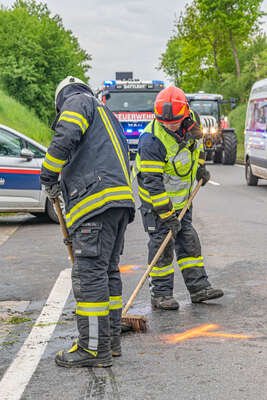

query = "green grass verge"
[
  {"left": 1, "top": 340, "right": 17, "bottom": 346},
  {"left": 228, "top": 103, "right": 247, "bottom": 162},
  {"left": 0, "top": 88, "right": 52, "bottom": 146}
]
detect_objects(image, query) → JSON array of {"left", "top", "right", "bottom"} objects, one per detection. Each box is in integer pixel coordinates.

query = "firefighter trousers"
[
  {"left": 71, "top": 207, "right": 130, "bottom": 353},
  {"left": 141, "top": 207, "right": 210, "bottom": 297}
]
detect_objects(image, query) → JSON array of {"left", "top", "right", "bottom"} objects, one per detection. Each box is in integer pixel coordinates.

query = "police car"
[{"left": 0, "top": 123, "right": 58, "bottom": 222}]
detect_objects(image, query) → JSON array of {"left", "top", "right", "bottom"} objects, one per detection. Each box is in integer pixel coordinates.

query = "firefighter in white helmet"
[{"left": 41, "top": 76, "right": 135, "bottom": 367}]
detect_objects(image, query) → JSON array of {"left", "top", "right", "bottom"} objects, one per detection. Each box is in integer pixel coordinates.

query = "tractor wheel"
[
  {"left": 245, "top": 158, "right": 258, "bottom": 186},
  {"left": 222, "top": 131, "right": 237, "bottom": 165},
  {"left": 205, "top": 151, "right": 212, "bottom": 161},
  {"left": 213, "top": 150, "right": 222, "bottom": 164}
]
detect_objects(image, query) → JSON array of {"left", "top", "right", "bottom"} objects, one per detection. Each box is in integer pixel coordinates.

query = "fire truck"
[{"left": 98, "top": 73, "right": 165, "bottom": 159}]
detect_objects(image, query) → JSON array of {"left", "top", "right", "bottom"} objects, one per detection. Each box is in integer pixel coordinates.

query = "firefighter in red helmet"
[{"left": 134, "top": 86, "right": 223, "bottom": 310}]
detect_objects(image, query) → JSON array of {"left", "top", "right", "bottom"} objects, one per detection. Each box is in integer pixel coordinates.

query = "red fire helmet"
[{"left": 154, "top": 86, "right": 190, "bottom": 124}]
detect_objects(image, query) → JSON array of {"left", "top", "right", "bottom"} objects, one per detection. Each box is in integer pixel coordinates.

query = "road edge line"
[
  {"left": 0, "top": 268, "right": 72, "bottom": 400},
  {"left": 0, "top": 226, "right": 19, "bottom": 247}
]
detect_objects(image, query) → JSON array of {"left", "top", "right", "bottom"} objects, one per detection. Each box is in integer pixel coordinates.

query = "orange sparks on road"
[
  {"left": 119, "top": 264, "right": 142, "bottom": 274},
  {"left": 162, "top": 324, "right": 252, "bottom": 344}
]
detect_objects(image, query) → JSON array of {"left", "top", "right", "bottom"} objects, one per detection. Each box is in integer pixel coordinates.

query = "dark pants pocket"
[
  {"left": 73, "top": 222, "right": 102, "bottom": 258},
  {"left": 140, "top": 207, "right": 157, "bottom": 233}
]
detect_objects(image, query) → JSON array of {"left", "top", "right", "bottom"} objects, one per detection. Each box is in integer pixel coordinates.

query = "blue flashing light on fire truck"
[{"left": 98, "top": 74, "right": 165, "bottom": 159}]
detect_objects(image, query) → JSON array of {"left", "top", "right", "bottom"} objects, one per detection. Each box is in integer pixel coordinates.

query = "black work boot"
[
  {"left": 71, "top": 337, "right": 121, "bottom": 357},
  {"left": 190, "top": 286, "right": 224, "bottom": 303},
  {"left": 151, "top": 296, "right": 179, "bottom": 310},
  {"left": 111, "top": 336, "right": 121, "bottom": 357},
  {"left": 55, "top": 343, "right": 112, "bottom": 368}
]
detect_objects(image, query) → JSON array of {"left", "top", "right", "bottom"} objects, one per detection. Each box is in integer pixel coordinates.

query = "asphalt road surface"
[{"left": 0, "top": 164, "right": 267, "bottom": 400}]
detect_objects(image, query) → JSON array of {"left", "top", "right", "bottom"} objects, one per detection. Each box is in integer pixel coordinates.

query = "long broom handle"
[
  {"left": 53, "top": 197, "right": 74, "bottom": 265},
  {"left": 122, "top": 179, "right": 203, "bottom": 316}
]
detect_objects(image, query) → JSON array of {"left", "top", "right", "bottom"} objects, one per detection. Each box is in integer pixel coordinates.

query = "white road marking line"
[
  {"left": 0, "top": 226, "right": 19, "bottom": 246},
  {"left": 0, "top": 268, "right": 72, "bottom": 400},
  {"left": 208, "top": 180, "right": 220, "bottom": 186},
  {"left": 235, "top": 164, "right": 245, "bottom": 168}
]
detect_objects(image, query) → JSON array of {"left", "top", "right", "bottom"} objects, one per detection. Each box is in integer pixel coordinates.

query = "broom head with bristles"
[{"left": 121, "top": 314, "right": 148, "bottom": 333}]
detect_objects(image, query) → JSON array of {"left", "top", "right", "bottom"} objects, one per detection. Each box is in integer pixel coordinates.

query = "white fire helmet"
[{"left": 54, "top": 76, "right": 90, "bottom": 108}]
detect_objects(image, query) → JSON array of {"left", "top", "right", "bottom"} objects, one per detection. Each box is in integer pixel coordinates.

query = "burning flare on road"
[
  {"left": 119, "top": 264, "right": 142, "bottom": 274},
  {"left": 162, "top": 324, "right": 252, "bottom": 344}
]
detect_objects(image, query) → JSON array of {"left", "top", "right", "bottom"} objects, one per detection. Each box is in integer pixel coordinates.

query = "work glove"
[
  {"left": 196, "top": 165, "right": 210, "bottom": 186},
  {"left": 45, "top": 182, "right": 61, "bottom": 200},
  {"left": 164, "top": 214, "right": 181, "bottom": 238}
]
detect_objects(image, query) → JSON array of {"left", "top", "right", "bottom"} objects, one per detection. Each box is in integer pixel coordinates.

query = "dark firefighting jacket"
[
  {"left": 40, "top": 86, "right": 135, "bottom": 233},
  {"left": 134, "top": 110, "right": 205, "bottom": 220}
]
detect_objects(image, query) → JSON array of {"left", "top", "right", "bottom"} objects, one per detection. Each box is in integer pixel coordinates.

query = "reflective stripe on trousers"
[
  {"left": 144, "top": 208, "right": 210, "bottom": 296},
  {"left": 72, "top": 208, "right": 129, "bottom": 352}
]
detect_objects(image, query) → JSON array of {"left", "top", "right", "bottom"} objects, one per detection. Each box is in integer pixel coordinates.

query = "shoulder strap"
[{"left": 151, "top": 119, "right": 156, "bottom": 136}]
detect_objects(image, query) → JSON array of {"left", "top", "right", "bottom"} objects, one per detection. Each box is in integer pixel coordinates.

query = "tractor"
[{"left": 186, "top": 92, "right": 237, "bottom": 164}]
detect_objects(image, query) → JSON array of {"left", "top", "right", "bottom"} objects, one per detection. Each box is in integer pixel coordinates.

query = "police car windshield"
[
  {"left": 189, "top": 100, "right": 219, "bottom": 119},
  {"left": 105, "top": 91, "right": 159, "bottom": 112}
]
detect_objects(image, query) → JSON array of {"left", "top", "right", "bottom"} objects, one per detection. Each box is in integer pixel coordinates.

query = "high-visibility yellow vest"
[{"left": 135, "top": 119, "right": 203, "bottom": 211}]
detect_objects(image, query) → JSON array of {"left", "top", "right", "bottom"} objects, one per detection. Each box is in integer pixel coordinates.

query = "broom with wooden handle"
[
  {"left": 53, "top": 197, "right": 74, "bottom": 265},
  {"left": 121, "top": 179, "right": 203, "bottom": 333}
]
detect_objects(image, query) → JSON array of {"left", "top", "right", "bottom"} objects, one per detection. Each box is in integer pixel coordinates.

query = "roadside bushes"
[{"left": 0, "top": 0, "right": 91, "bottom": 125}]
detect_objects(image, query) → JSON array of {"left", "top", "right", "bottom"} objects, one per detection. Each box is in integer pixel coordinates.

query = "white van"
[{"left": 245, "top": 78, "right": 267, "bottom": 185}]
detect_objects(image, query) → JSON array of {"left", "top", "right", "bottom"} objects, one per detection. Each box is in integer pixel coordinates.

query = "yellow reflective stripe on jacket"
[
  {"left": 141, "top": 160, "right": 165, "bottom": 167},
  {"left": 43, "top": 152, "right": 67, "bottom": 173},
  {"left": 149, "top": 264, "right": 174, "bottom": 277},
  {"left": 178, "top": 256, "right": 204, "bottom": 271},
  {"left": 109, "top": 296, "right": 122, "bottom": 310},
  {"left": 158, "top": 209, "right": 175, "bottom": 219},
  {"left": 58, "top": 110, "right": 89, "bottom": 134},
  {"left": 98, "top": 107, "right": 131, "bottom": 187},
  {"left": 168, "top": 188, "right": 190, "bottom": 211},
  {"left": 66, "top": 186, "right": 134, "bottom": 228},
  {"left": 151, "top": 192, "right": 170, "bottom": 207},
  {"left": 138, "top": 185, "right": 153, "bottom": 204},
  {"left": 76, "top": 301, "right": 109, "bottom": 317},
  {"left": 141, "top": 120, "right": 201, "bottom": 210},
  {"left": 140, "top": 160, "right": 164, "bottom": 173}
]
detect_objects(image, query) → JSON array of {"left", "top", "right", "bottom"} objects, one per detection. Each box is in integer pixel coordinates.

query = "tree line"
[
  {"left": 160, "top": 0, "right": 267, "bottom": 105},
  {"left": 0, "top": 0, "right": 91, "bottom": 124},
  {"left": 0, "top": 0, "right": 266, "bottom": 130}
]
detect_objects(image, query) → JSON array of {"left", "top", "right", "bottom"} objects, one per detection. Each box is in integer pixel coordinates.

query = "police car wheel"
[{"left": 46, "top": 199, "right": 59, "bottom": 223}]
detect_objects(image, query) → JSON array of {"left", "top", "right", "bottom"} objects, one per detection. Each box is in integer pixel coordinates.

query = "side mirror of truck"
[
  {"left": 220, "top": 98, "right": 237, "bottom": 109},
  {"left": 230, "top": 98, "right": 237, "bottom": 109}
]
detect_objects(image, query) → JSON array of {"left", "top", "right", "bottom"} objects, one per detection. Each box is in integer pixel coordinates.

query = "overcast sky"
[{"left": 1, "top": 0, "right": 267, "bottom": 90}]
